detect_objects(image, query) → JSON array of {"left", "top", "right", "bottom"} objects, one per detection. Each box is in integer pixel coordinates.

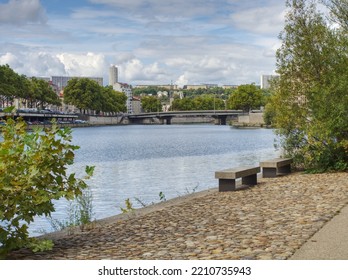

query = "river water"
[{"left": 6, "top": 124, "right": 280, "bottom": 236}]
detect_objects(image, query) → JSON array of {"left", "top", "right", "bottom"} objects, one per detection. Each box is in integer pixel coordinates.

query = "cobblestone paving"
[{"left": 8, "top": 172, "right": 348, "bottom": 260}]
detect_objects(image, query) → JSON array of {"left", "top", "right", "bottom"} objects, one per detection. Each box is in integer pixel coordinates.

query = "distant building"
[
  {"left": 113, "top": 82, "right": 133, "bottom": 114},
  {"left": 183, "top": 84, "right": 218, "bottom": 90},
  {"left": 109, "top": 65, "right": 118, "bottom": 86},
  {"left": 260, "top": 75, "right": 279, "bottom": 89},
  {"left": 51, "top": 76, "right": 103, "bottom": 91},
  {"left": 134, "top": 84, "right": 179, "bottom": 90},
  {"left": 222, "top": 85, "right": 239, "bottom": 89},
  {"left": 131, "top": 96, "right": 142, "bottom": 114}
]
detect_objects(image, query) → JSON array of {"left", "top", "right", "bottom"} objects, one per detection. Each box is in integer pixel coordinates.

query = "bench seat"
[
  {"left": 215, "top": 166, "right": 260, "bottom": 192},
  {"left": 260, "top": 158, "right": 293, "bottom": 178}
]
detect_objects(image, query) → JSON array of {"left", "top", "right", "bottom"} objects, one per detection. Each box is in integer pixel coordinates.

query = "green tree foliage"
[
  {"left": 100, "top": 86, "right": 127, "bottom": 113},
  {"left": 63, "top": 78, "right": 127, "bottom": 114},
  {"left": 0, "top": 116, "right": 91, "bottom": 256},
  {"left": 271, "top": 0, "right": 348, "bottom": 171},
  {"left": 183, "top": 87, "right": 225, "bottom": 97},
  {"left": 226, "top": 84, "right": 264, "bottom": 112},
  {"left": 324, "top": 0, "right": 348, "bottom": 29},
  {"left": 0, "top": 65, "right": 29, "bottom": 107},
  {"left": 171, "top": 94, "right": 225, "bottom": 111},
  {"left": 0, "top": 65, "right": 60, "bottom": 109},
  {"left": 141, "top": 96, "right": 162, "bottom": 112},
  {"left": 28, "top": 78, "right": 61, "bottom": 109},
  {"left": 171, "top": 97, "right": 195, "bottom": 111},
  {"left": 133, "top": 86, "right": 168, "bottom": 96},
  {"left": 63, "top": 78, "right": 101, "bottom": 114}
]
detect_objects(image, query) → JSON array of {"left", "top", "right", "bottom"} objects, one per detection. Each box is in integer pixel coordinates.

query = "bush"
[{"left": 0, "top": 117, "right": 91, "bottom": 257}]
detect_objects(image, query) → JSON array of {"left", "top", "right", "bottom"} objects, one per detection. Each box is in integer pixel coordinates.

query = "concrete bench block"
[
  {"left": 215, "top": 166, "right": 260, "bottom": 192},
  {"left": 260, "top": 158, "right": 293, "bottom": 178}
]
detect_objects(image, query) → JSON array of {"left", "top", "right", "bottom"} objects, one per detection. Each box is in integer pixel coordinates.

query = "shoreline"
[{"left": 7, "top": 172, "right": 348, "bottom": 260}]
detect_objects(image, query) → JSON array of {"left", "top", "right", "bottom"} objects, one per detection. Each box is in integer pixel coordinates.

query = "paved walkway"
[
  {"left": 290, "top": 204, "right": 348, "bottom": 259},
  {"left": 7, "top": 172, "right": 348, "bottom": 260}
]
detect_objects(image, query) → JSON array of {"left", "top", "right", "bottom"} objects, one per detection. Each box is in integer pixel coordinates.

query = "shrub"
[{"left": 0, "top": 116, "right": 91, "bottom": 256}]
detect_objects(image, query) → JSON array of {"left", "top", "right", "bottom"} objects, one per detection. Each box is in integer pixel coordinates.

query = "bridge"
[
  {"left": 128, "top": 110, "right": 244, "bottom": 125},
  {"left": 0, "top": 110, "right": 78, "bottom": 123}
]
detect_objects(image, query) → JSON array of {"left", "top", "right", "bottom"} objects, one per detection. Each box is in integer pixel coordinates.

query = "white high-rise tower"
[{"left": 109, "top": 65, "right": 118, "bottom": 86}]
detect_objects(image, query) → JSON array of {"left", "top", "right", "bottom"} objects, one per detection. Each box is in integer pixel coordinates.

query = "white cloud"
[
  {"left": 0, "top": 1, "right": 282, "bottom": 87},
  {"left": 175, "top": 75, "right": 188, "bottom": 87},
  {"left": 117, "top": 58, "right": 168, "bottom": 83},
  {"left": 0, "top": 51, "right": 64, "bottom": 77},
  {"left": 0, "top": 52, "right": 19, "bottom": 66},
  {"left": 229, "top": 5, "right": 285, "bottom": 36},
  {"left": 0, "top": 51, "right": 108, "bottom": 80},
  {"left": 56, "top": 52, "right": 108, "bottom": 77},
  {"left": 0, "top": 0, "right": 46, "bottom": 25}
]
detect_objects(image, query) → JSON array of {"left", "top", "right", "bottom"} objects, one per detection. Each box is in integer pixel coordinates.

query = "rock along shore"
[{"left": 8, "top": 172, "right": 348, "bottom": 260}]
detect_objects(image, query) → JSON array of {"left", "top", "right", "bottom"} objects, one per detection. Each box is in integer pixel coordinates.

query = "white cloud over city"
[{"left": 0, "top": 0, "right": 286, "bottom": 86}]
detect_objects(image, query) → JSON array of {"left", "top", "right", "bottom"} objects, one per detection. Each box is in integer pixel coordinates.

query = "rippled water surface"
[{"left": 16, "top": 124, "right": 280, "bottom": 235}]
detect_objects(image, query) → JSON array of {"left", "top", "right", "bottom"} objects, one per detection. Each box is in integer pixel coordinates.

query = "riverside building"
[{"left": 113, "top": 82, "right": 133, "bottom": 114}]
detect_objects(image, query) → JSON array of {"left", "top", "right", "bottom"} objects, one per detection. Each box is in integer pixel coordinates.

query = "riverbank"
[{"left": 7, "top": 172, "right": 348, "bottom": 260}]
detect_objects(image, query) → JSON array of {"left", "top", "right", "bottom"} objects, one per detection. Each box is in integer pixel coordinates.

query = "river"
[{"left": 4, "top": 124, "right": 281, "bottom": 236}]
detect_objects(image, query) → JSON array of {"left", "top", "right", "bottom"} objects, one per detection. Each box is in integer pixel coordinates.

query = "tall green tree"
[
  {"left": 63, "top": 80, "right": 127, "bottom": 114},
  {"left": 141, "top": 96, "right": 162, "bottom": 113},
  {"left": 0, "top": 65, "right": 29, "bottom": 107},
  {"left": 101, "top": 86, "right": 127, "bottom": 114},
  {"left": 226, "top": 84, "right": 264, "bottom": 111},
  {"left": 171, "top": 97, "right": 195, "bottom": 111},
  {"left": 63, "top": 78, "right": 102, "bottom": 114},
  {"left": 272, "top": 0, "right": 348, "bottom": 171},
  {"left": 194, "top": 94, "right": 225, "bottom": 110},
  {"left": 29, "top": 78, "right": 61, "bottom": 109}
]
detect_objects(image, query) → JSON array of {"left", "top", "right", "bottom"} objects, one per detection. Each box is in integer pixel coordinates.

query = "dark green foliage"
[
  {"left": 226, "top": 84, "right": 265, "bottom": 112},
  {"left": 141, "top": 95, "right": 162, "bottom": 113},
  {"left": 272, "top": 0, "right": 348, "bottom": 172},
  {"left": 171, "top": 94, "right": 225, "bottom": 111},
  {"left": 63, "top": 78, "right": 127, "bottom": 114},
  {"left": 0, "top": 65, "right": 60, "bottom": 108}
]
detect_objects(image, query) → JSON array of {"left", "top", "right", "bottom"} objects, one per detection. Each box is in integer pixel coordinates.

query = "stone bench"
[
  {"left": 260, "top": 158, "right": 293, "bottom": 178},
  {"left": 215, "top": 166, "right": 260, "bottom": 192}
]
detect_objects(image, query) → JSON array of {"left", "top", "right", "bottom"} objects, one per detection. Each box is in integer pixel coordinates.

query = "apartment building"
[
  {"left": 51, "top": 76, "right": 103, "bottom": 91},
  {"left": 113, "top": 82, "right": 133, "bottom": 114}
]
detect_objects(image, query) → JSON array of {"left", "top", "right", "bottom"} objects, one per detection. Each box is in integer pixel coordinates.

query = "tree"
[
  {"left": 193, "top": 94, "right": 225, "bottom": 110},
  {"left": 63, "top": 78, "right": 102, "bottom": 114},
  {"left": 324, "top": 0, "right": 348, "bottom": 30},
  {"left": 141, "top": 96, "right": 162, "bottom": 112},
  {"left": 226, "top": 84, "right": 264, "bottom": 111},
  {"left": 28, "top": 78, "right": 61, "bottom": 109},
  {"left": 63, "top": 80, "right": 127, "bottom": 115},
  {"left": 0, "top": 115, "right": 92, "bottom": 256},
  {"left": 0, "top": 65, "right": 29, "bottom": 107},
  {"left": 0, "top": 65, "right": 60, "bottom": 109},
  {"left": 171, "top": 97, "right": 195, "bottom": 111},
  {"left": 272, "top": 0, "right": 348, "bottom": 171},
  {"left": 133, "top": 86, "right": 167, "bottom": 96},
  {"left": 100, "top": 86, "right": 127, "bottom": 114}
]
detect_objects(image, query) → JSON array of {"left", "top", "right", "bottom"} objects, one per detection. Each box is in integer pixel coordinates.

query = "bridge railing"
[{"left": 129, "top": 110, "right": 244, "bottom": 118}]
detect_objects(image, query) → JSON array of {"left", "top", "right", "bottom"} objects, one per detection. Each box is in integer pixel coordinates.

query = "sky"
[{"left": 0, "top": 0, "right": 287, "bottom": 87}]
